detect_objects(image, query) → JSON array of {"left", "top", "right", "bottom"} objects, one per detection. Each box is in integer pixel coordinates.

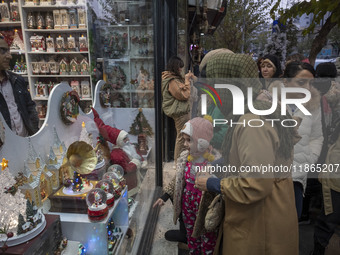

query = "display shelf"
[
  {"left": 31, "top": 75, "right": 91, "bottom": 78},
  {"left": 22, "top": 4, "right": 86, "bottom": 10},
  {"left": 27, "top": 51, "right": 89, "bottom": 55},
  {"left": 49, "top": 187, "right": 129, "bottom": 254},
  {"left": 20, "top": 0, "right": 93, "bottom": 102},
  {"left": 24, "top": 28, "right": 88, "bottom": 33},
  {"left": 10, "top": 50, "right": 26, "bottom": 54},
  {"left": 0, "top": 21, "right": 22, "bottom": 27},
  {"left": 130, "top": 57, "right": 154, "bottom": 60}
]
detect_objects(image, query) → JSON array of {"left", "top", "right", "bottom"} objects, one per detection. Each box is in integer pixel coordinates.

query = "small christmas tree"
[
  {"left": 0, "top": 167, "right": 27, "bottom": 234},
  {"left": 79, "top": 122, "right": 93, "bottom": 146},
  {"left": 72, "top": 171, "right": 83, "bottom": 192},
  {"left": 129, "top": 109, "right": 154, "bottom": 136},
  {"left": 26, "top": 199, "right": 34, "bottom": 220},
  {"left": 263, "top": 20, "right": 287, "bottom": 69},
  {"left": 10, "top": 30, "right": 24, "bottom": 51},
  {"left": 17, "top": 214, "right": 25, "bottom": 235},
  {"left": 129, "top": 109, "right": 153, "bottom": 154}
]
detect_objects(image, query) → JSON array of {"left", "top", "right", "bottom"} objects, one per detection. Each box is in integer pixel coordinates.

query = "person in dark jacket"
[{"left": 0, "top": 35, "right": 39, "bottom": 136}]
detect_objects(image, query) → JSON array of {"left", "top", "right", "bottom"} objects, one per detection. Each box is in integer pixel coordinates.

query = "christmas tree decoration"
[
  {"left": 129, "top": 108, "right": 153, "bottom": 155},
  {"left": 95, "top": 180, "right": 114, "bottom": 208},
  {"left": 79, "top": 121, "right": 93, "bottom": 146},
  {"left": 86, "top": 188, "right": 108, "bottom": 222},
  {"left": 72, "top": 171, "right": 83, "bottom": 192},
  {"left": 262, "top": 20, "right": 287, "bottom": 69},
  {"left": 16, "top": 214, "right": 25, "bottom": 235},
  {"left": 0, "top": 167, "right": 27, "bottom": 235},
  {"left": 10, "top": 30, "right": 24, "bottom": 51}
]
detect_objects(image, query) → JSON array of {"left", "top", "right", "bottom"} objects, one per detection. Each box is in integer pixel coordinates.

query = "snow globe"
[
  {"left": 102, "top": 172, "right": 122, "bottom": 199},
  {"left": 95, "top": 180, "right": 114, "bottom": 208},
  {"left": 107, "top": 164, "right": 126, "bottom": 190},
  {"left": 86, "top": 188, "right": 108, "bottom": 222}
]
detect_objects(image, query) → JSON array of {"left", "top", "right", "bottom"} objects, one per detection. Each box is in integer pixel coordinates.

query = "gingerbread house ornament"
[
  {"left": 59, "top": 58, "right": 69, "bottom": 75},
  {"left": 80, "top": 58, "right": 89, "bottom": 75},
  {"left": 69, "top": 58, "right": 79, "bottom": 75}
]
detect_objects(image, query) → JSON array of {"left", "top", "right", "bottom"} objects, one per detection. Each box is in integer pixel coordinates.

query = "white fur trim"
[
  {"left": 116, "top": 130, "right": 128, "bottom": 148},
  {"left": 197, "top": 138, "right": 209, "bottom": 152},
  {"left": 130, "top": 158, "right": 141, "bottom": 170},
  {"left": 181, "top": 122, "right": 193, "bottom": 136}
]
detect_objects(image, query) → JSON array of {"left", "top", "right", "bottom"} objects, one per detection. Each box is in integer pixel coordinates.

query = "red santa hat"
[
  {"left": 181, "top": 116, "right": 213, "bottom": 155},
  {"left": 92, "top": 108, "right": 128, "bottom": 147}
]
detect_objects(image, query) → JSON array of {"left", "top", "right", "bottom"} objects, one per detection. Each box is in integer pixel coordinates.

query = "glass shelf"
[{"left": 25, "top": 29, "right": 87, "bottom": 33}]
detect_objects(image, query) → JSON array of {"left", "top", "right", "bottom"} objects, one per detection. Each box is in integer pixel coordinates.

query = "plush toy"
[{"left": 92, "top": 108, "right": 142, "bottom": 196}]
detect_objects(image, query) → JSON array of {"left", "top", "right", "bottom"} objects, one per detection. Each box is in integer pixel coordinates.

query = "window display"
[{"left": 1, "top": 0, "right": 156, "bottom": 254}]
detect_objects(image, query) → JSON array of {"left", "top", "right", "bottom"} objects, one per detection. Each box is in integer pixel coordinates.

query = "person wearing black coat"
[{"left": 0, "top": 35, "right": 39, "bottom": 136}]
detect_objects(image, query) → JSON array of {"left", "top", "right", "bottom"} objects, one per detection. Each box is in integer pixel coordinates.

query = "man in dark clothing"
[{"left": 0, "top": 35, "right": 39, "bottom": 136}]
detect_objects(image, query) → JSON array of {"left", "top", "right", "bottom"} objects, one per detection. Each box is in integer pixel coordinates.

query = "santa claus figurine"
[{"left": 92, "top": 108, "right": 142, "bottom": 197}]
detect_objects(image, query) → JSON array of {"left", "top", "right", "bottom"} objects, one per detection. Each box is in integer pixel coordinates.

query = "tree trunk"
[{"left": 309, "top": 14, "right": 337, "bottom": 67}]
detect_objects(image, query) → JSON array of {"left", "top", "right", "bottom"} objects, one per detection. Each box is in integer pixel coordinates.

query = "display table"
[
  {"left": 49, "top": 187, "right": 129, "bottom": 254},
  {"left": 3, "top": 215, "right": 62, "bottom": 255}
]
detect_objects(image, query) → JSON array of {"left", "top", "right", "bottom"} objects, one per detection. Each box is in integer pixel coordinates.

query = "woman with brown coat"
[{"left": 195, "top": 52, "right": 299, "bottom": 255}]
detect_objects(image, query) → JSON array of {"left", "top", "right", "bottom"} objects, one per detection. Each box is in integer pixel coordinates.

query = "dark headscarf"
[
  {"left": 205, "top": 52, "right": 294, "bottom": 162},
  {"left": 259, "top": 54, "right": 282, "bottom": 78}
]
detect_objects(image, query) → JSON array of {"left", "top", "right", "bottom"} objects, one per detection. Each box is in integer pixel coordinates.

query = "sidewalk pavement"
[{"left": 150, "top": 161, "right": 340, "bottom": 255}]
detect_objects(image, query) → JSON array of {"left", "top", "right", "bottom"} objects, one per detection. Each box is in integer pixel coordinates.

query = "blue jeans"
[
  {"left": 294, "top": 181, "right": 303, "bottom": 219},
  {"left": 314, "top": 189, "right": 340, "bottom": 247}
]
